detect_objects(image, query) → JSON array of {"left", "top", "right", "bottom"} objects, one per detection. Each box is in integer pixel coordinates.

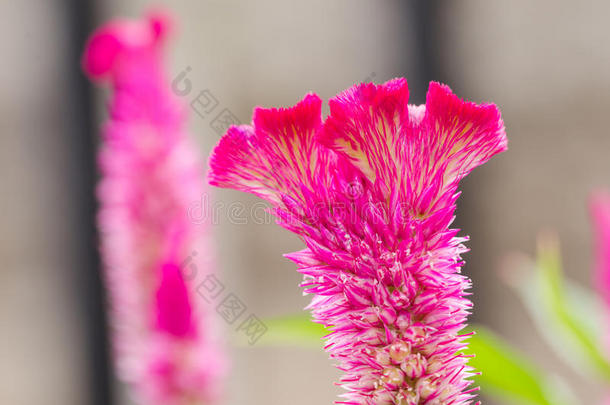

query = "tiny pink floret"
[
  {"left": 209, "top": 79, "right": 506, "bottom": 404},
  {"left": 84, "top": 11, "right": 225, "bottom": 405}
]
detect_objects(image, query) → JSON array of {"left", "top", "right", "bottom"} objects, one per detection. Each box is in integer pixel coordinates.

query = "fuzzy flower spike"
[
  {"left": 209, "top": 79, "right": 506, "bottom": 404},
  {"left": 83, "top": 12, "right": 225, "bottom": 405}
]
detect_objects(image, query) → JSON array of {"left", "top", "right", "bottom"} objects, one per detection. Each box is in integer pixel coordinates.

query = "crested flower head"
[
  {"left": 209, "top": 79, "right": 506, "bottom": 404},
  {"left": 84, "top": 11, "right": 225, "bottom": 405}
]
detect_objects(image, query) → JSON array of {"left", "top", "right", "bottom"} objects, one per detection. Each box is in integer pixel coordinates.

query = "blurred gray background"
[{"left": 2, "top": 1, "right": 610, "bottom": 404}]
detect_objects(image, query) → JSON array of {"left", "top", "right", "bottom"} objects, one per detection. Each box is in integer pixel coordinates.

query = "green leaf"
[
  {"left": 508, "top": 233, "right": 610, "bottom": 381},
  {"left": 465, "top": 325, "right": 557, "bottom": 405},
  {"left": 238, "top": 313, "right": 328, "bottom": 347},
  {"left": 245, "top": 317, "right": 574, "bottom": 404}
]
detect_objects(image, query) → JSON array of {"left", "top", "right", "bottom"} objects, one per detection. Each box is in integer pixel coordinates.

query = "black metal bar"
[
  {"left": 64, "top": 1, "right": 113, "bottom": 404},
  {"left": 410, "top": 0, "right": 442, "bottom": 103},
  {"left": 411, "top": 1, "right": 485, "bottom": 327}
]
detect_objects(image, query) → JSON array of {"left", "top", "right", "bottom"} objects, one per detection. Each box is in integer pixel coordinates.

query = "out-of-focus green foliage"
[
  {"left": 245, "top": 313, "right": 328, "bottom": 347},
  {"left": 509, "top": 233, "right": 610, "bottom": 381},
  {"left": 465, "top": 325, "right": 569, "bottom": 405}
]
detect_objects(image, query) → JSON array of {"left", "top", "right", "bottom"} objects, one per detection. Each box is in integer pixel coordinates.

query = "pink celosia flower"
[
  {"left": 83, "top": 12, "right": 225, "bottom": 405},
  {"left": 209, "top": 79, "right": 506, "bottom": 404}
]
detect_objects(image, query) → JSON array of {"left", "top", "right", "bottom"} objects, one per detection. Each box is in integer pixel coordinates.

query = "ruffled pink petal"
[
  {"left": 421, "top": 82, "right": 506, "bottom": 185},
  {"left": 319, "top": 78, "right": 410, "bottom": 190},
  {"left": 208, "top": 93, "right": 328, "bottom": 205}
]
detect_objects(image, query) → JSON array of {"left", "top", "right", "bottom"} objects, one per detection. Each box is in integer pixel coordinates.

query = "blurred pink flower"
[
  {"left": 209, "top": 79, "right": 506, "bottom": 404},
  {"left": 591, "top": 192, "right": 610, "bottom": 354},
  {"left": 83, "top": 11, "right": 225, "bottom": 405},
  {"left": 591, "top": 192, "right": 610, "bottom": 306}
]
